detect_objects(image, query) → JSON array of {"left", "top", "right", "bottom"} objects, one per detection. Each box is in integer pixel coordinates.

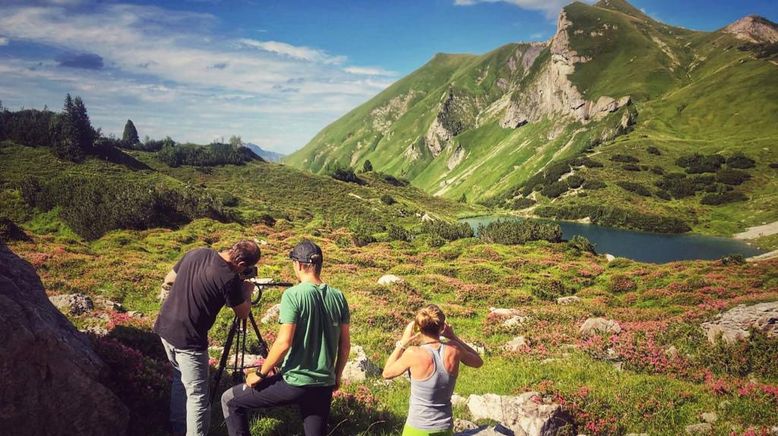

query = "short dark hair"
[{"left": 229, "top": 240, "right": 260, "bottom": 266}]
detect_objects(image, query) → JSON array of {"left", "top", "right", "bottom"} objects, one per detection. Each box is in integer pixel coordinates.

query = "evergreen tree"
[
  {"left": 52, "top": 94, "right": 84, "bottom": 162},
  {"left": 71, "top": 96, "right": 95, "bottom": 153},
  {"left": 122, "top": 119, "right": 140, "bottom": 145},
  {"left": 363, "top": 159, "right": 373, "bottom": 172}
]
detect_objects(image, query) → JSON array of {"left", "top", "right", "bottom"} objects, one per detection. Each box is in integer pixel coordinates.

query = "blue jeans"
[{"left": 161, "top": 337, "right": 211, "bottom": 436}]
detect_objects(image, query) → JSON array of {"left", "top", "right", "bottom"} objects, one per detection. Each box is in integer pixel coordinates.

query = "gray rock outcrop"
[
  {"left": 722, "top": 16, "right": 778, "bottom": 44},
  {"left": 378, "top": 274, "right": 405, "bottom": 286},
  {"left": 341, "top": 345, "right": 380, "bottom": 382},
  {"left": 49, "top": 293, "right": 95, "bottom": 316},
  {"left": 701, "top": 301, "right": 778, "bottom": 344},
  {"left": 0, "top": 243, "right": 128, "bottom": 435},
  {"left": 467, "top": 392, "right": 574, "bottom": 436},
  {"left": 579, "top": 317, "right": 622, "bottom": 336}
]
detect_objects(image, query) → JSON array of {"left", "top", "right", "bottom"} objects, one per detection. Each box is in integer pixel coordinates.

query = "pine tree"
[
  {"left": 122, "top": 119, "right": 140, "bottom": 145},
  {"left": 363, "top": 159, "right": 373, "bottom": 172},
  {"left": 71, "top": 96, "right": 95, "bottom": 153},
  {"left": 52, "top": 94, "right": 84, "bottom": 162}
]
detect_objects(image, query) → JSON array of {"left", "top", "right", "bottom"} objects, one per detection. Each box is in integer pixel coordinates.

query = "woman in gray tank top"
[{"left": 382, "top": 305, "right": 484, "bottom": 436}]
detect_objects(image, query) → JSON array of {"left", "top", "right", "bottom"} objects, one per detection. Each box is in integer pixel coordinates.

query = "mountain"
[
  {"left": 286, "top": 0, "right": 778, "bottom": 239},
  {"left": 244, "top": 143, "right": 285, "bottom": 162}
]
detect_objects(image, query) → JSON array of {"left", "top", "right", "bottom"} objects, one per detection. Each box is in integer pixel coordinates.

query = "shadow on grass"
[{"left": 95, "top": 146, "right": 152, "bottom": 171}]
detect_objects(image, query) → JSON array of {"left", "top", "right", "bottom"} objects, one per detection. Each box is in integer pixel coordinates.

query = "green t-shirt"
[{"left": 279, "top": 282, "right": 350, "bottom": 387}]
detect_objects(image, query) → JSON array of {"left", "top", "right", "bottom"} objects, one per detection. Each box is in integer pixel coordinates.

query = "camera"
[{"left": 240, "top": 265, "right": 258, "bottom": 280}]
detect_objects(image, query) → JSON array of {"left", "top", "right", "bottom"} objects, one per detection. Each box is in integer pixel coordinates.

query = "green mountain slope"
[{"left": 286, "top": 0, "right": 778, "bottom": 239}]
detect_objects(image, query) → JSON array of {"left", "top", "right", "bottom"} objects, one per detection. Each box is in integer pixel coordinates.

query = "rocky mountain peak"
[
  {"left": 723, "top": 15, "right": 778, "bottom": 44},
  {"left": 593, "top": 0, "right": 649, "bottom": 19}
]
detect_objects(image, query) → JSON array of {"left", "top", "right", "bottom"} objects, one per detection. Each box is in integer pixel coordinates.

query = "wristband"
[{"left": 395, "top": 340, "right": 407, "bottom": 350}]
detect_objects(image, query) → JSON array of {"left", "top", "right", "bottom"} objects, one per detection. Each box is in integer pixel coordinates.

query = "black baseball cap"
[{"left": 289, "top": 240, "right": 323, "bottom": 264}]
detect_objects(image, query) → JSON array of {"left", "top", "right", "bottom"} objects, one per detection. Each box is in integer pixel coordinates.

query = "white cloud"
[
  {"left": 0, "top": 36, "right": 8, "bottom": 46},
  {"left": 0, "top": 2, "right": 399, "bottom": 152},
  {"left": 454, "top": 0, "right": 590, "bottom": 18},
  {"left": 237, "top": 38, "right": 345, "bottom": 64}
]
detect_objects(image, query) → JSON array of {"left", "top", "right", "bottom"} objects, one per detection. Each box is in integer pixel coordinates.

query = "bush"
[
  {"left": 572, "top": 156, "right": 604, "bottom": 168},
  {"left": 20, "top": 175, "right": 234, "bottom": 240},
  {"left": 378, "top": 173, "right": 409, "bottom": 186},
  {"left": 350, "top": 221, "right": 376, "bottom": 247},
  {"left": 387, "top": 224, "right": 412, "bottom": 242},
  {"left": 568, "top": 235, "right": 596, "bottom": 254},
  {"left": 726, "top": 152, "right": 755, "bottom": 169},
  {"left": 531, "top": 278, "right": 573, "bottom": 301},
  {"left": 421, "top": 220, "right": 473, "bottom": 241},
  {"left": 609, "top": 274, "right": 637, "bottom": 293},
  {"left": 541, "top": 181, "right": 568, "bottom": 198},
  {"left": 566, "top": 174, "right": 584, "bottom": 189},
  {"left": 647, "top": 146, "right": 662, "bottom": 155},
  {"left": 511, "top": 197, "right": 536, "bottom": 209},
  {"left": 582, "top": 179, "right": 606, "bottom": 190},
  {"left": 519, "top": 159, "right": 574, "bottom": 194},
  {"left": 616, "top": 181, "right": 652, "bottom": 197},
  {"left": 329, "top": 167, "right": 364, "bottom": 185},
  {"left": 622, "top": 164, "right": 641, "bottom": 171},
  {"left": 158, "top": 143, "right": 260, "bottom": 167},
  {"left": 655, "top": 190, "right": 672, "bottom": 200},
  {"left": 715, "top": 168, "right": 751, "bottom": 185},
  {"left": 478, "top": 219, "right": 562, "bottom": 245},
  {"left": 536, "top": 205, "right": 691, "bottom": 233},
  {"left": 770, "top": 163, "right": 778, "bottom": 169},
  {"left": 676, "top": 153, "right": 725, "bottom": 173},
  {"left": 650, "top": 166, "right": 665, "bottom": 175},
  {"left": 720, "top": 254, "right": 746, "bottom": 266},
  {"left": 379, "top": 194, "right": 396, "bottom": 205},
  {"left": 655, "top": 173, "right": 708, "bottom": 199},
  {"left": 0, "top": 109, "right": 59, "bottom": 147},
  {"left": 701, "top": 191, "right": 748, "bottom": 205},
  {"left": 610, "top": 154, "right": 639, "bottom": 163}
]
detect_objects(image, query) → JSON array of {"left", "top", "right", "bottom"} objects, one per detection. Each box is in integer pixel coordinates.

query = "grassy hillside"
[
  {"left": 286, "top": 0, "right": 778, "bottom": 243},
  {"left": 1, "top": 138, "right": 777, "bottom": 435}
]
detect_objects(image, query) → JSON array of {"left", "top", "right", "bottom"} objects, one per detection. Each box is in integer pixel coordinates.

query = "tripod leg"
[
  {"left": 209, "top": 316, "right": 239, "bottom": 405},
  {"left": 247, "top": 312, "right": 269, "bottom": 358}
]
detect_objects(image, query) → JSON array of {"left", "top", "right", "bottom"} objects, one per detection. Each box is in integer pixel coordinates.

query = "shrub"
[
  {"left": 329, "top": 167, "right": 364, "bottom": 185},
  {"left": 531, "top": 278, "right": 573, "bottom": 301},
  {"left": 566, "top": 174, "right": 584, "bottom": 189},
  {"left": 158, "top": 143, "right": 260, "bottom": 167},
  {"left": 378, "top": 173, "right": 409, "bottom": 186},
  {"left": 770, "top": 163, "right": 778, "bottom": 169},
  {"left": 379, "top": 194, "right": 396, "bottom": 205},
  {"left": 655, "top": 190, "right": 672, "bottom": 200},
  {"left": 610, "top": 154, "right": 639, "bottom": 163},
  {"left": 715, "top": 168, "right": 751, "bottom": 185},
  {"left": 582, "top": 179, "right": 606, "bottom": 190},
  {"left": 387, "top": 224, "right": 412, "bottom": 242},
  {"left": 616, "top": 181, "right": 652, "bottom": 197},
  {"left": 541, "top": 181, "right": 568, "bottom": 198},
  {"left": 572, "top": 156, "right": 604, "bottom": 168},
  {"left": 568, "top": 234, "right": 596, "bottom": 254},
  {"left": 655, "top": 174, "right": 697, "bottom": 198},
  {"left": 650, "top": 166, "right": 665, "bottom": 175},
  {"left": 701, "top": 191, "right": 748, "bottom": 205},
  {"left": 519, "top": 159, "right": 574, "bottom": 194},
  {"left": 0, "top": 218, "right": 30, "bottom": 242},
  {"left": 478, "top": 219, "right": 562, "bottom": 245},
  {"left": 511, "top": 197, "right": 536, "bottom": 209},
  {"left": 622, "top": 164, "right": 641, "bottom": 171},
  {"left": 721, "top": 254, "right": 746, "bottom": 266},
  {"left": 726, "top": 152, "right": 755, "bottom": 169},
  {"left": 647, "top": 146, "right": 662, "bottom": 155},
  {"left": 676, "top": 153, "right": 725, "bottom": 173},
  {"left": 362, "top": 160, "right": 373, "bottom": 172},
  {"left": 609, "top": 274, "right": 637, "bottom": 293},
  {"left": 421, "top": 220, "right": 473, "bottom": 241},
  {"left": 536, "top": 205, "right": 690, "bottom": 233},
  {"left": 350, "top": 222, "right": 376, "bottom": 247}
]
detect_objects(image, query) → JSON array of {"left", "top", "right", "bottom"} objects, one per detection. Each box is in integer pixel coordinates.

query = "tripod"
[{"left": 209, "top": 280, "right": 292, "bottom": 404}]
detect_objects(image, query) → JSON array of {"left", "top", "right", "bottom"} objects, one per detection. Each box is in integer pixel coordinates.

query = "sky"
[{"left": 0, "top": 0, "right": 776, "bottom": 154}]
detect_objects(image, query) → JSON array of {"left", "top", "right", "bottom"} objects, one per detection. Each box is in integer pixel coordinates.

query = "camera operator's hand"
[
  {"left": 441, "top": 322, "right": 456, "bottom": 340},
  {"left": 241, "top": 280, "right": 255, "bottom": 303}
]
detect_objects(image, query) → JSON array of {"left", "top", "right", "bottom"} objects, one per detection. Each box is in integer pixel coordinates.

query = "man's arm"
[
  {"left": 230, "top": 281, "right": 254, "bottom": 320},
  {"left": 334, "top": 323, "right": 350, "bottom": 391},
  {"left": 158, "top": 269, "right": 177, "bottom": 302},
  {"left": 245, "top": 323, "right": 296, "bottom": 386}
]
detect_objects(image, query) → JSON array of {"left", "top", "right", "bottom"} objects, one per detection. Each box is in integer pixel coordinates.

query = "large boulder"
[
  {"left": 49, "top": 293, "right": 95, "bottom": 316},
  {"left": 701, "top": 301, "right": 778, "bottom": 344},
  {"left": 378, "top": 274, "right": 404, "bottom": 286},
  {"left": 0, "top": 243, "right": 128, "bottom": 435},
  {"left": 341, "top": 345, "right": 380, "bottom": 382},
  {"left": 467, "top": 392, "right": 574, "bottom": 436},
  {"left": 579, "top": 317, "right": 622, "bottom": 336}
]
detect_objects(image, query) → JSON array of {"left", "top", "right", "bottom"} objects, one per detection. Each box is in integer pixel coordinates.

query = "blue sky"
[{"left": 0, "top": 0, "right": 775, "bottom": 153}]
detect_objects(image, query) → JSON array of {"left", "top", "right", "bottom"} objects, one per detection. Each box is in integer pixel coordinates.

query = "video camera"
[{"left": 239, "top": 266, "right": 292, "bottom": 305}]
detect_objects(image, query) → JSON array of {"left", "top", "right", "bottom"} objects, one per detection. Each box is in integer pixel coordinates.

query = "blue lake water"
[{"left": 461, "top": 216, "right": 765, "bottom": 264}]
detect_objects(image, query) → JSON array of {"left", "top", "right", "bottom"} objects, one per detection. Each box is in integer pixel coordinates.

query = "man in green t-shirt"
[{"left": 221, "top": 240, "right": 350, "bottom": 436}]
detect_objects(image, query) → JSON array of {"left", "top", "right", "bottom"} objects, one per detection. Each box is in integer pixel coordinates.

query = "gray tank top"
[{"left": 407, "top": 343, "right": 457, "bottom": 430}]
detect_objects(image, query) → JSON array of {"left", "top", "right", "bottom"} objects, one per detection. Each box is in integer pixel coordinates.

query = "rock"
[
  {"left": 49, "top": 293, "right": 95, "bottom": 316},
  {"left": 489, "top": 307, "right": 522, "bottom": 317},
  {"left": 341, "top": 345, "right": 380, "bottom": 382},
  {"left": 665, "top": 346, "right": 679, "bottom": 359},
  {"left": 467, "top": 392, "right": 574, "bottom": 436},
  {"left": 421, "top": 213, "right": 435, "bottom": 223},
  {"left": 0, "top": 218, "right": 31, "bottom": 242},
  {"left": 557, "top": 296, "right": 581, "bottom": 305},
  {"left": 503, "top": 336, "right": 530, "bottom": 353},
  {"left": 503, "top": 315, "right": 528, "bottom": 327},
  {"left": 700, "top": 412, "right": 718, "bottom": 424},
  {"left": 455, "top": 424, "right": 514, "bottom": 436},
  {"left": 701, "top": 301, "right": 778, "bottom": 344},
  {"left": 605, "top": 254, "right": 616, "bottom": 262},
  {"left": 453, "top": 419, "right": 478, "bottom": 433},
  {"left": 378, "top": 274, "right": 404, "bottom": 286},
  {"left": 0, "top": 243, "right": 128, "bottom": 434},
  {"left": 261, "top": 303, "right": 281, "bottom": 324},
  {"left": 452, "top": 393, "right": 469, "bottom": 408},
  {"left": 685, "top": 423, "right": 712, "bottom": 435},
  {"left": 579, "top": 317, "right": 622, "bottom": 336},
  {"left": 466, "top": 342, "right": 486, "bottom": 355},
  {"left": 722, "top": 16, "right": 778, "bottom": 44},
  {"left": 127, "top": 310, "right": 143, "bottom": 318}
]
